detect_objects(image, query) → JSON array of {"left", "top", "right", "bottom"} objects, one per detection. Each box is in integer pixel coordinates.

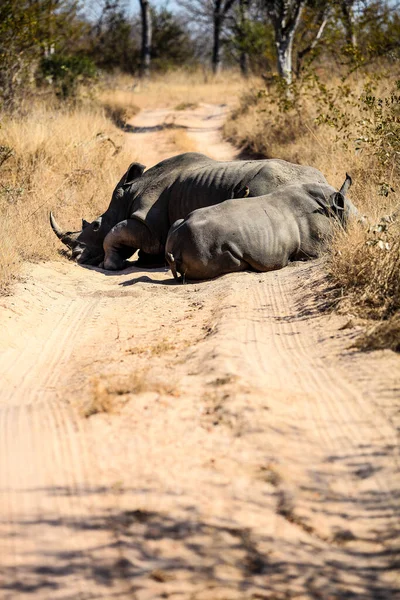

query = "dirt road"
[{"left": 0, "top": 104, "right": 399, "bottom": 600}]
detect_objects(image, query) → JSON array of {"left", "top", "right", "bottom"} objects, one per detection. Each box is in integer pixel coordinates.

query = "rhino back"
[
  {"left": 130, "top": 155, "right": 327, "bottom": 247},
  {"left": 167, "top": 159, "right": 327, "bottom": 225},
  {"left": 177, "top": 197, "right": 301, "bottom": 271}
]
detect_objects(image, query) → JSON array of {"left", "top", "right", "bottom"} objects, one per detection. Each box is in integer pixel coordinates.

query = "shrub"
[
  {"left": 224, "top": 69, "right": 400, "bottom": 350},
  {"left": 39, "top": 53, "right": 97, "bottom": 99}
]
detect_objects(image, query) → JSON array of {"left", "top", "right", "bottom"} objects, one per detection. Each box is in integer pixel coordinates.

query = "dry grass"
[
  {"left": 330, "top": 218, "right": 400, "bottom": 318},
  {"left": 352, "top": 314, "right": 400, "bottom": 353},
  {"left": 81, "top": 378, "right": 120, "bottom": 418},
  {"left": 174, "top": 102, "right": 199, "bottom": 111},
  {"left": 225, "top": 73, "right": 400, "bottom": 350},
  {"left": 166, "top": 128, "right": 197, "bottom": 153},
  {"left": 100, "top": 69, "right": 256, "bottom": 110},
  {"left": 100, "top": 90, "right": 140, "bottom": 127},
  {"left": 0, "top": 98, "right": 134, "bottom": 293},
  {"left": 126, "top": 338, "right": 178, "bottom": 357},
  {"left": 80, "top": 370, "right": 179, "bottom": 418}
]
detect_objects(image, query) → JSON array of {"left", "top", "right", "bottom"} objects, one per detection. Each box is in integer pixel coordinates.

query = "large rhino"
[
  {"left": 165, "top": 176, "right": 355, "bottom": 281},
  {"left": 50, "top": 152, "right": 328, "bottom": 271}
]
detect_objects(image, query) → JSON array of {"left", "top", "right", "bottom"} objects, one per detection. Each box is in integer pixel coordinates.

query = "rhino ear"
[
  {"left": 339, "top": 173, "right": 352, "bottom": 196},
  {"left": 92, "top": 217, "right": 102, "bottom": 232},
  {"left": 82, "top": 219, "right": 90, "bottom": 229},
  {"left": 123, "top": 162, "right": 146, "bottom": 186},
  {"left": 331, "top": 192, "right": 345, "bottom": 216}
]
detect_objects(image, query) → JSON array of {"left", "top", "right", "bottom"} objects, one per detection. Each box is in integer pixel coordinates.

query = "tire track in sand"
[
  {"left": 0, "top": 104, "right": 399, "bottom": 600},
  {"left": 0, "top": 276, "right": 138, "bottom": 598},
  {"left": 199, "top": 263, "right": 400, "bottom": 597}
]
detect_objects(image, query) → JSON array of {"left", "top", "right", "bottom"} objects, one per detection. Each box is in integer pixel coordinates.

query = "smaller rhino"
[{"left": 165, "top": 175, "right": 354, "bottom": 281}]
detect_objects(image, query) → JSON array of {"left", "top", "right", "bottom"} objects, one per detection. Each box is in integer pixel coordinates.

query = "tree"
[
  {"left": 341, "top": 0, "right": 357, "bottom": 48},
  {"left": 0, "top": 0, "right": 87, "bottom": 107},
  {"left": 151, "top": 7, "right": 195, "bottom": 72},
  {"left": 90, "top": 0, "right": 138, "bottom": 74},
  {"left": 211, "top": 0, "right": 237, "bottom": 73},
  {"left": 295, "top": 1, "right": 332, "bottom": 75},
  {"left": 225, "top": 0, "right": 275, "bottom": 75},
  {"left": 180, "top": 0, "right": 238, "bottom": 73},
  {"left": 139, "top": 0, "right": 152, "bottom": 76},
  {"left": 262, "top": 0, "right": 307, "bottom": 85},
  {"left": 236, "top": 0, "right": 250, "bottom": 75}
]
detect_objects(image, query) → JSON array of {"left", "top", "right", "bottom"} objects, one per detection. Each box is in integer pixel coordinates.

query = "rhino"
[
  {"left": 50, "top": 152, "right": 328, "bottom": 271},
  {"left": 165, "top": 175, "right": 355, "bottom": 281}
]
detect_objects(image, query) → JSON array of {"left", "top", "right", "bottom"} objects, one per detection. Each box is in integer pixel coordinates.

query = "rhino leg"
[{"left": 102, "top": 218, "right": 162, "bottom": 271}]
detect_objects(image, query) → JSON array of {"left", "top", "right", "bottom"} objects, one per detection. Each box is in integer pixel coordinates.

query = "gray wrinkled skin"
[
  {"left": 165, "top": 177, "right": 356, "bottom": 281},
  {"left": 50, "top": 152, "right": 329, "bottom": 270}
]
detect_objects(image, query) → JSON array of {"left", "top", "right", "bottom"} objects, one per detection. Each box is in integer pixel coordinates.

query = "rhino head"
[
  {"left": 328, "top": 173, "right": 361, "bottom": 225},
  {"left": 50, "top": 161, "right": 146, "bottom": 265},
  {"left": 309, "top": 173, "right": 356, "bottom": 226},
  {"left": 49, "top": 212, "right": 107, "bottom": 265}
]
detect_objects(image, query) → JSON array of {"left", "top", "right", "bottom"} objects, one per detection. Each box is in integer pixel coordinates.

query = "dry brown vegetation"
[
  {"left": 166, "top": 128, "right": 198, "bottom": 153},
  {"left": 0, "top": 96, "right": 134, "bottom": 293},
  {"left": 99, "top": 70, "right": 253, "bottom": 110},
  {"left": 80, "top": 370, "right": 179, "bottom": 418},
  {"left": 224, "top": 72, "right": 400, "bottom": 350},
  {"left": 100, "top": 91, "right": 141, "bottom": 127}
]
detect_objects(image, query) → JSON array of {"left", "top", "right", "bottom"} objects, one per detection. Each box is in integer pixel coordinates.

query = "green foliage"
[
  {"left": 89, "top": 2, "right": 139, "bottom": 74},
  {"left": 357, "top": 2, "right": 400, "bottom": 63},
  {"left": 88, "top": 4, "right": 194, "bottom": 75},
  {"left": 151, "top": 8, "right": 195, "bottom": 72},
  {"left": 0, "top": 0, "right": 90, "bottom": 107},
  {"left": 39, "top": 53, "right": 97, "bottom": 98},
  {"left": 250, "top": 66, "right": 399, "bottom": 179},
  {"left": 226, "top": 15, "right": 275, "bottom": 74},
  {"left": 0, "top": 0, "right": 41, "bottom": 106},
  {"left": 314, "top": 76, "right": 400, "bottom": 175}
]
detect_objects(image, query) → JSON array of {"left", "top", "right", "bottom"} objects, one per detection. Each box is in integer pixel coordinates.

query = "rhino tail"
[{"left": 166, "top": 252, "right": 180, "bottom": 281}]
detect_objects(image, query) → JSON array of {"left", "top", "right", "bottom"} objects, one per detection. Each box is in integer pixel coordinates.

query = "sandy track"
[{"left": 0, "top": 104, "right": 399, "bottom": 599}]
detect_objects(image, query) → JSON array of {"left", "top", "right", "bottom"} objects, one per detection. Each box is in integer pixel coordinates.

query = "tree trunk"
[
  {"left": 341, "top": 1, "right": 357, "bottom": 48},
  {"left": 276, "top": 34, "right": 294, "bottom": 85},
  {"left": 239, "top": 51, "right": 249, "bottom": 76},
  {"left": 139, "top": 0, "right": 152, "bottom": 78},
  {"left": 212, "top": 8, "right": 222, "bottom": 74},
  {"left": 238, "top": 0, "right": 249, "bottom": 77},
  {"left": 266, "top": 0, "right": 306, "bottom": 88},
  {"left": 295, "top": 7, "right": 331, "bottom": 76}
]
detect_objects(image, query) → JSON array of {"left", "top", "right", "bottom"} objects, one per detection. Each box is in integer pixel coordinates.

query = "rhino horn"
[{"left": 49, "top": 212, "right": 80, "bottom": 249}]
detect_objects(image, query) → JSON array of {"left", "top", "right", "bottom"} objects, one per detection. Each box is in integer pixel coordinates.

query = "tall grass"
[
  {"left": 0, "top": 99, "right": 134, "bottom": 292},
  {"left": 224, "top": 73, "right": 400, "bottom": 350}
]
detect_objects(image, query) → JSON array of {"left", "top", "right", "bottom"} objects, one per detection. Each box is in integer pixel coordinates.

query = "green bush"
[{"left": 39, "top": 53, "right": 97, "bottom": 99}]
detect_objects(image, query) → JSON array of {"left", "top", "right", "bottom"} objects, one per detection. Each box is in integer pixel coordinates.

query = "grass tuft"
[{"left": 352, "top": 315, "right": 400, "bottom": 353}]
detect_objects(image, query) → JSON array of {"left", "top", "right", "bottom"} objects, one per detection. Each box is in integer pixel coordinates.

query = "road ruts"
[
  {"left": 0, "top": 103, "right": 399, "bottom": 600},
  {"left": 195, "top": 262, "right": 400, "bottom": 598},
  {"left": 0, "top": 284, "right": 136, "bottom": 598}
]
